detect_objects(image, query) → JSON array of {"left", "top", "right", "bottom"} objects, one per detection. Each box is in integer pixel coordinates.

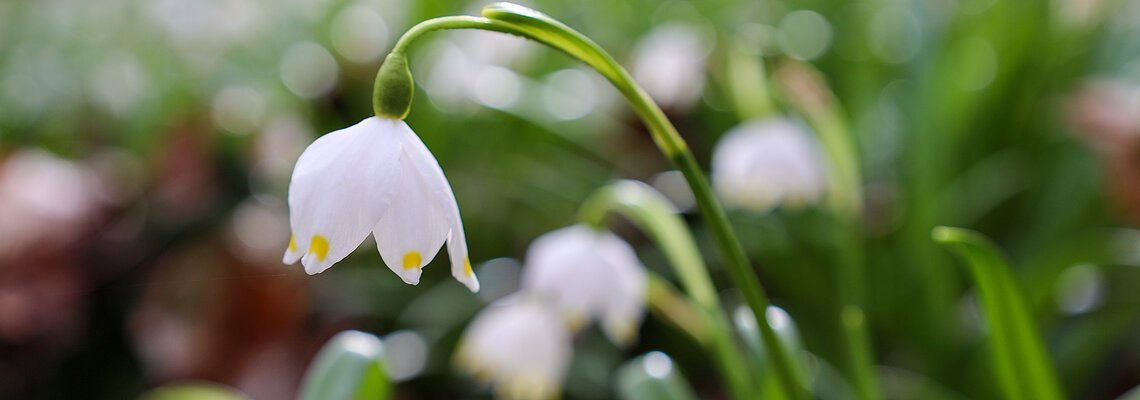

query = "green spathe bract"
[{"left": 372, "top": 52, "right": 413, "bottom": 120}]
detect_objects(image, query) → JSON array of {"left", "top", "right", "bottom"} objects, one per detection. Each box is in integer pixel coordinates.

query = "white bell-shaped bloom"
[
  {"left": 455, "top": 298, "right": 572, "bottom": 400},
  {"left": 711, "top": 118, "right": 828, "bottom": 212},
  {"left": 283, "top": 117, "right": 479, "bottom": 292},
  {"left": 630, "top": 23, "right": 710, "bottom": 110},
  {"left": 521, "top": 225, "right": 647, "bottom": 346}
]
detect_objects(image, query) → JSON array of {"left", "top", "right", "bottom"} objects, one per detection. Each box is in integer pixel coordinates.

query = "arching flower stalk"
[{"left": 288, "top": 3, "right": 805, "bottom": 398}]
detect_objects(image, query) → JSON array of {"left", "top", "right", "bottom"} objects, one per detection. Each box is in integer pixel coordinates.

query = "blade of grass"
[{"left": 932, "top": 226, "right": 1064, "bottom": 400}]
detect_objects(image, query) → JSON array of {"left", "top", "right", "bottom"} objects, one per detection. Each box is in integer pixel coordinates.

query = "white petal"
[
  {"left": 283, "top": 234, "right": 303, "bottom": 264},
  {"left": 711, "top": 118, "right": 827, "bottom": 212},
  {"left": 523, "top": 228, "right": 597, "bottom": 329},
  {"left": 285, "top": 117, "right": 401, "bottom": 274},
  {"left": 596, "top": 231, "right": 648, "bottom": 345},
  {"left": 521, "top": 225, "right": 648, "bottom": 345},
  {"left": 395, "top": 122, "right": 480, "bottom": 291},
  {"left": 372, "top": 148, "right": 449, "bottom": 286},
  {"left": 455, "top": 298, "right": 571, "bottom": 399}
]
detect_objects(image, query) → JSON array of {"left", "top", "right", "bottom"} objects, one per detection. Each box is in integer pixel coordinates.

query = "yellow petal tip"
[
  {"left": 308, "top": 235, "right": 330, "bottom": 261},
  {"left": 403, "top": 251, "right": 423, "bottom": 270}
]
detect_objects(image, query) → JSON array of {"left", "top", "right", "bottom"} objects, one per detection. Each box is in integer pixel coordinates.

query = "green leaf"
[
  {"left": 616, "top": 352, "right": 699, "bottom": 400},
  {"left": 139, "top": 383, "right": 249, "bottom": 400},
  {"left": 932, "top": 226, "right": 1064, "bottom": 400},
  {"left": 298, "top": 330, "right": 392, "bottom": 400}
]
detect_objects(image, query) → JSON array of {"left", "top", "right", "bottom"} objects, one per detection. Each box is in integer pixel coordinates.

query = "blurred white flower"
[
  {"left": 455, "top": 298, "right": 572, "bottom": 400},
  {"left": 283, "top": 117, "right": 479, "bottom": 292},
  {"left": 630, "top": 23, "right": 710, "bottom": 110},
  {"left": 521, "top": 225, "right": 647, "bottom": 345},
  {"left": 0, "top": 150, "right": 100, "bottom": 257},
  {"left": 711, "top": 118, "right": 828, "bottom": 212}
]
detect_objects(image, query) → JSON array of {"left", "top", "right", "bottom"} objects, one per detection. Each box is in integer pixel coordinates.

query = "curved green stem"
[
  {"left": 645, "top": 273, "right": 710, "bottom": 343},
  {"left": 579, "top": 181, "right": 719, "bottom": 310},
  {"left": 480, "top": 5, "right": 804, "bottom": 398},
  {"left": 580, "top": 180, "right": 756, "bottom": 400},
  {"left": 391, "top": 16, "right": 520, "bottom": 54},
  {"left": 385, "top": 4, "right": 804, "bottom": 398},
  {"left": 778, "top": 60, "right": 880, "bottom": 399}
]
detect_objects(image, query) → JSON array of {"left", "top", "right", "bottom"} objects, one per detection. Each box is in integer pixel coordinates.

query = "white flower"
[
  {"left": 630, "top": 23, "right": 709, "bottom": 110},
  {"left": 521, "top": 225, "right": 647, "bottom": 345},
  {"left": 282, "top": 117, "right": 479, "bottom": 292},
  {"left": 711, "top": 118, "right": 828, "bottom": 212},
  {"left": 0, "top": 150, "right": 100, "bottom": 257},
  {"left": 455, "top": 298, "right": 572, "bottom": 400}
]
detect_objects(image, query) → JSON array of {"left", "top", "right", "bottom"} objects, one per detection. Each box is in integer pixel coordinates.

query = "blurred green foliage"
[{"left": 3, "top": 0, "right": 1140, "bottom": 398}]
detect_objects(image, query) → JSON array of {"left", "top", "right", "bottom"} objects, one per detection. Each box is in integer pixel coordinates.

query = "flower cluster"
[
  {"left": 454, "top": 225, "right": 648, "bottom": 399},
  {"left": 279, "top": 5, "right": 827, "bottom": 398},
  {"left": 284, "top": 129, "right": 648, "bottom": 397}
]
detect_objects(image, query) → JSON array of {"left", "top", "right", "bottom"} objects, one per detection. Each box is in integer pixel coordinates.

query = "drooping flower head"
[
  {"left": 521, "top": 224, "right": 647, "bottom": 346},
  {"left": 283, "top": 117, "right": 479, "bottom": 292},
  {"left": 455, "top": 297, "right": 572, "bottom": 400},
  {"left": 711, "top": 117, "right": 828, "bottom": 213}
]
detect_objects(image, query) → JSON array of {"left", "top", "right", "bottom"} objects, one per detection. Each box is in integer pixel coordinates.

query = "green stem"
[
  {"left": 723, "top": 41, "right": 776, "bottom": 121},
  {"left": 580, "top": 180, "right": 756, "bottom": 400},
  {"left": 841, "top": 305, "right": 880, "bottom": 400},
  {"left": 645, "top": 274, "right": 710, "bottom": 343},
  {"left": 384, "top": 4, "right": 804, "bottom": 398},
  {"left": 646, "top": 273, "right": 758, "bottom": 400},
  {"left": 778, "top": 60, "right": 880, "bottom": 400},
  {"left": 391, "top": 16, "right": 520, "bottom": 54}
]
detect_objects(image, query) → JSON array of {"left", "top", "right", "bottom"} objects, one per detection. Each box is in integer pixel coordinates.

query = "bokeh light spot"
[
  {"left": 383, "top": 330, "right": 428, "bottom": 382},
  {"left": 541, "top": 68, "right": 596, "bottom": 121},
  {"left": 778, "top": 10, "right": 833, "bottom": 61},
  {"left": 280, "top": 42, "right": 339, "bottom": 99},
  {"left": 331, "top": 4, "right": 389, "bottom": 64},
  {"left": 642, "top": 351, "right": 673, "bottom": 379},
  {"left": 869, "top": 6, "right": 923, "bottom": 64}
]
